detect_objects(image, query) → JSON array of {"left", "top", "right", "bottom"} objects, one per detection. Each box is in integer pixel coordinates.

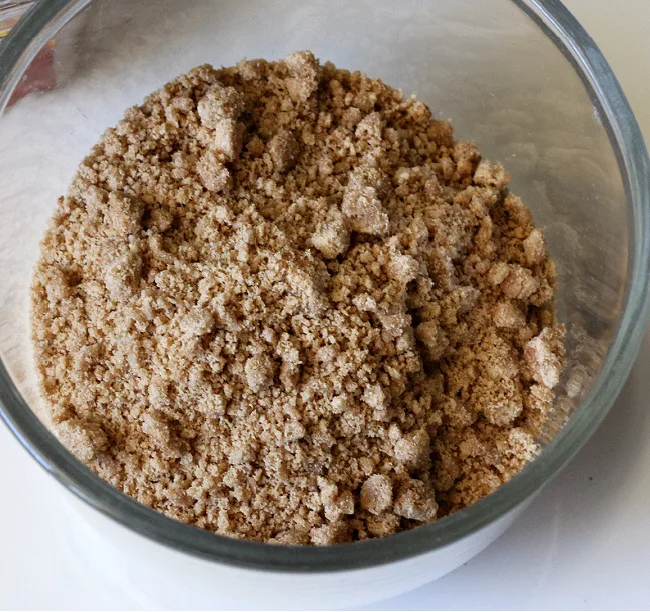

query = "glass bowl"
[{"left": 1, "top": 0, "right": 649, "bottom": 607}]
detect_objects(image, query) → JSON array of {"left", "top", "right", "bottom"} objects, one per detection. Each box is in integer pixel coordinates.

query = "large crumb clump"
[{"left": 31, "top": 51, "right": 564, "bottom": 545}]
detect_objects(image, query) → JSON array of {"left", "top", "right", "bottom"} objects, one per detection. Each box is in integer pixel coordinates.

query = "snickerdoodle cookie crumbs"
[{"left": 31, "top": 51, "right": 564, "bottom": 545}]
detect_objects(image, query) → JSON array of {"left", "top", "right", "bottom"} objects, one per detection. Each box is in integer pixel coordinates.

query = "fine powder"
[{"left": 31, "top": 51, "right": 565, "bottom": 545}]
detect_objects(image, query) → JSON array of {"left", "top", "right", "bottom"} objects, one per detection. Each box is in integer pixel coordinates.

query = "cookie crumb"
[
  {"left": 312, "top": 210, "right": 350, "bottom": 258},
  {"left": 360, "top": 474, "right": 393, "bottom": 515},
  {"left": 394, "top": 479, "right": 438, "bottom": 521},
  {"left": 31, "top": 51, "right": 564, "bottom": 545},
  {"left": 245, "top": 354, "right": 276, "bottom": 392},
  {"left": 342, "top": 166, "right": 390, "bottom": 235},
  {"left": 524, "top": 326, "right": 565, "bottom": 388},
  {"left": 493, "top": 301, "right": 526, "bottom": 329},
  {"left": 523, "top": 228, "right": 546, "bottom": 266},
  {"left": 474, "top": 159, "right": 510, "bottom": 189}
]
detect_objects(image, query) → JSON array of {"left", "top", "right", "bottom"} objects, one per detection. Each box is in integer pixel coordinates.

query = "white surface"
[
  {"left": 1, "top": 1, "right": 650, "bottom": 609},
  {"left": 51, "top": 487, "right": 525, "bottom": 610}
]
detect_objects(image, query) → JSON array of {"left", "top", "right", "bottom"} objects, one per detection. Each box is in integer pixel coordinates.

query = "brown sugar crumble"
[{"left": 31, "top": 51, "right": 564, "bottom": 545}]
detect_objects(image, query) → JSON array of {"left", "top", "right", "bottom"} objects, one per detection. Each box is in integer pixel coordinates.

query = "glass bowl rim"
[{"left": 0, "top": 0, "right": 649, "bottom": 573}]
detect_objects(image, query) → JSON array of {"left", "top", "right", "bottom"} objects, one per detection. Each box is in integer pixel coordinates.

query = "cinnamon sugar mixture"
[{"left": 31, "top": 52, "right": 564, "bottom": 545}]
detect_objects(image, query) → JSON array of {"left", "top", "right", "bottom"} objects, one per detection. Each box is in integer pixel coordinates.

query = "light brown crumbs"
[{"left": 31, "top": 51, "right": 565, "bottom": 545}]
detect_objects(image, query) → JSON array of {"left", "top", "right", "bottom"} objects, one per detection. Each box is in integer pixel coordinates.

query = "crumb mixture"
[{"left": 31, "top": 52, "right": 564, "bottom": 545}]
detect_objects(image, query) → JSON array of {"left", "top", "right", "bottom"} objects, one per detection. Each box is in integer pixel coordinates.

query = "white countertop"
[{"left": 1, "top": 1, "right": 650, "bottom": 609}]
